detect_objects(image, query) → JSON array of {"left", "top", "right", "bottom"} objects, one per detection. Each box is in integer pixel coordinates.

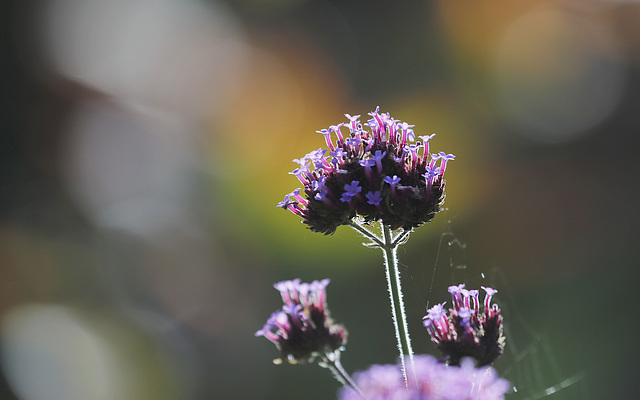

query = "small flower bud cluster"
[
  {"left": 278, "top": 107, "right": 453, "bottom": 234},
  {"left": 339, "top": 355, "right": 509, "bottom": 400},
  {"left": 423, "top": 284, "right": 505, "bottom": 366},
  {"left": 255, "top": 279, "right": 347, "bottom": 364}
]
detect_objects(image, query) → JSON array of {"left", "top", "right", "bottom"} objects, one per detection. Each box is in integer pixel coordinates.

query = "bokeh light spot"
[
  {"left": 2, "top": 305, "right": 125, "bottom": 400},
  {"left": 491, "top": 6, "right": 627, "bottom": 143},
  {"left": 61, "top": 100, "right": 199, "bottom": 237}
]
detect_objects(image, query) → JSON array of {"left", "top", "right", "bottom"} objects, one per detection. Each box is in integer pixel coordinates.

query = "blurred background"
[{"left": 2, "top": 0, "right": 639, "bottom": 399}]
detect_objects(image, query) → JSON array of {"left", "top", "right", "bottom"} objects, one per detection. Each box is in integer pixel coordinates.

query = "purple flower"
[
  {"left": 344, "top": 114, "right": 360, "bottom": 132},
  {"left": 365, "top": 191, "right": 383, "bottom": 206},
  {"left": 340, "top": 181, "right": 362, "bottom": 203},
  {"left": 306, "top": 148, "right": 327, "bottom": 163},
  {"left": 278, "top": 107, "right": 453, "bottom": 235},
  {"left": 256, "top": 279, "right": 347, "bottom": 364},
  {"left": 338, "top": 355, "right": 509, "bottom": 400},
  {"left": 310, "top": 175, "right": 326, "bottom": 192},
  {"left": 438, "top": 152, "right": 456, "bottom": 174},
  {"left": 289, "top": 166, "right": 310, "bottom": 186},
  {"left": 423, "top": 166, "right": 441, "bottom": 181},
  {"left": 424, "top": 302, "right": 447, "bottom": 323},
  {"left": 418, "top": 134, "right": 436, "bottom": 157},
  {"left": 316, "top": 128, "right": 336, "bottom": 151},
  {"left": 423, "top": 284, "right": 506, "bottom": 366},
  {"left": 276, "top": 193, "right": 293, "bottom": 209},
  {"left": 314, "top": 188, "right": 328, "bottom": 201},
  {"left": 384, "top": 175, "right": 401, "bottom": 186},
  {"left": 358, "top": 159, "right": 376, "bottom": 168},
  {"left": 346, "top": 137, "right": 361, "bottom": 148},
  {"left": 371, "top": 150, "right": 386, "bottom": 172},
  {"left": 418, "top": 134, "right": 436, "bottom": 143},
  {"left": 292, "top": 155, "right": 309, "bottom": 166},
  {"left": 330, "top": 148, "right": 347, "bottom": 161},
  {"left": 396, "top": 122, "right": 415, "bottom": 146}
]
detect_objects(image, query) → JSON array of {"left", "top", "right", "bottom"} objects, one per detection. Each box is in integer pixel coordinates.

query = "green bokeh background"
[{"left": 2, "top": 0, "right": 639, "bottom": 399}]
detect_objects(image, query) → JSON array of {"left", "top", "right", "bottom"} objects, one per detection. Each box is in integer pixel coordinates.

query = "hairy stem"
[
  {"left": 348, "top": 220, "right": 383, "bottom": 247},
  {"left": 348, "top": 219, "right": 414, "bottom": 386},
  {"left": 380, "top": 224, "right": 414, "bottom": 386}
]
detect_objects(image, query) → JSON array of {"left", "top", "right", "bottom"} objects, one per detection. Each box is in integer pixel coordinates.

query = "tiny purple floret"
[
  {"left": 365, "top": 191, "right": 383, "bottom": 206},
  {"left": 344, "top": 181, "right": 361, "bottom": 194},
  {"left": 384, "top": 175, "right": 401, "bottom": 187}
]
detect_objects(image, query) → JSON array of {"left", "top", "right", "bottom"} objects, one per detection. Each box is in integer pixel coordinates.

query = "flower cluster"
[
  {"left": 339, "top": 355, "right": 509, "bottom": 400},
  {"left": 278, "top": 107, "right": 453, "bottom": 234},
  {"left": 255, "top": 279, "right": 347, "bottom": 364},
  {"left": 423, "top": 284, "right": 505, "bottom": 366}
]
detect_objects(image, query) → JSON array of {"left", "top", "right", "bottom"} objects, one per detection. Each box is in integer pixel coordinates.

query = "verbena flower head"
[
  {"left": 278, "top": 107, "right": 453, "bottom": 234},
  {"left": 255, "top": 279, "right": 347, "bottom": 364},
  {"left": 339, "top": 354, "right": 510, "bottom": 400},
  {"left": 423, "top": 284, "right": 505, "bottom": 366}
]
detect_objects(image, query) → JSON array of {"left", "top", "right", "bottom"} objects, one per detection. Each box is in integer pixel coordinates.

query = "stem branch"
[
  {"left": 320, "top": 351, "right": 366, "bottom": 399},
  {"left": 348, "top": 220, "right": 383, "bottom": 247}
]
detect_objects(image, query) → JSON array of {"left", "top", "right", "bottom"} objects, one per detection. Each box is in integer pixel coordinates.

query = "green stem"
[
  {"left": 381, "top": 224, "right": 414, "bottom": 386},
  {"left": 392, "top": 229, "right": 411, "bottom": 247},
  {"left": 319, "top": 351, "right": 366, "bottom": 399},
  {"left": 348, "top": 220, "right": 414, "bottom": 386},
  {"left": 348, "top": 220, "right": 383, "bottom": 247}
]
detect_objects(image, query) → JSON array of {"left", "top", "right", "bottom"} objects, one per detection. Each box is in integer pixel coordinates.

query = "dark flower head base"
[
  {"left": 423, "top": 284, "right": 505, "bottom": 367},
  {"left": 339, "top": 355, "right": 509, "bottom": 400},
  {"left": 255, "top": 279, "right": 347, "bottom": 364},
  {"left": 278, "top": 107, "right": 453, "bottom": 234}
]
